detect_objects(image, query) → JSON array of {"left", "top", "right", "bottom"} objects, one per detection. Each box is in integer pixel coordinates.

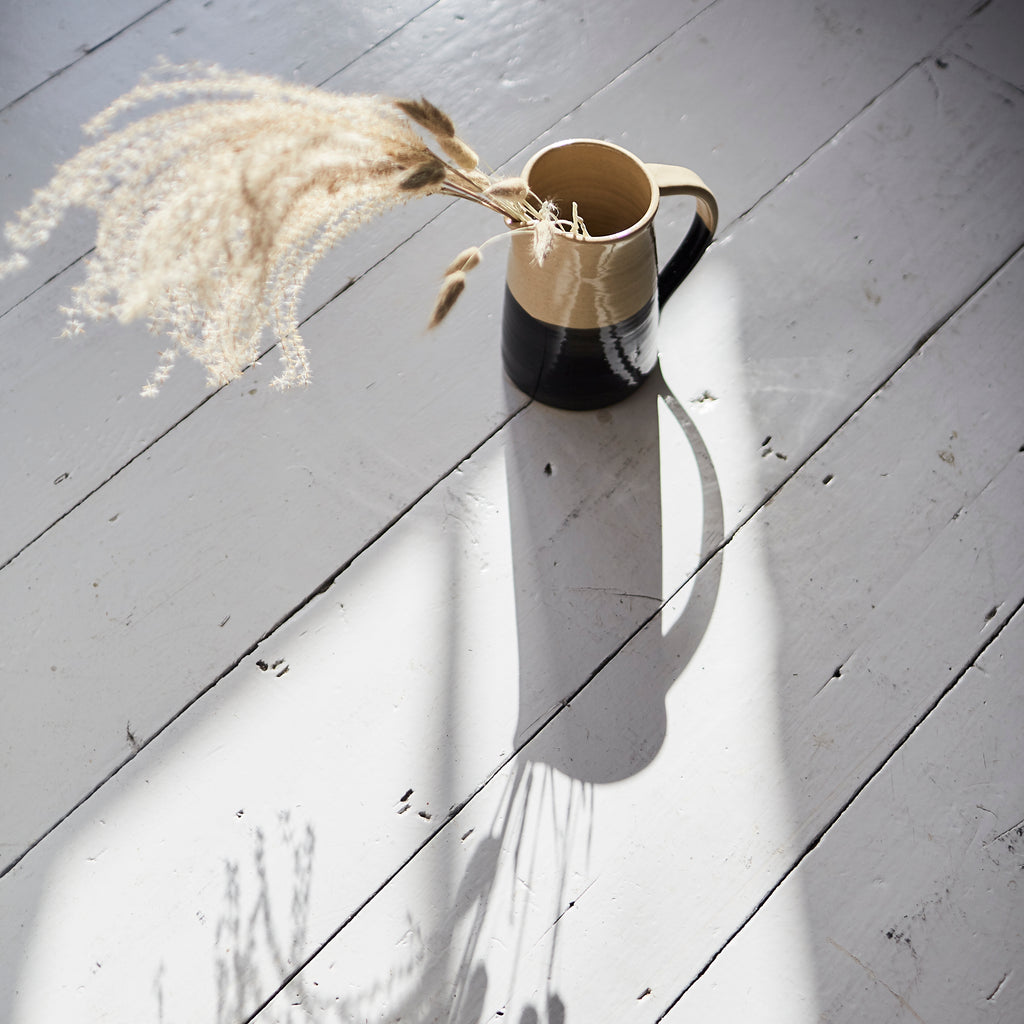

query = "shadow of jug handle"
[{"left": 647, "top": 164, "right": 719, "bottom": 309}]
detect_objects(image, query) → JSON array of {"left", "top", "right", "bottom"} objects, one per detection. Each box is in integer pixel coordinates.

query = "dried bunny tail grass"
[
  {"left": 443, "top": 246, "right": 482, "bottom": 275},
  {"left": 428, "top": 271, "right": 466, "bottom": 329},
  {"left": 437, "top": 137, "right": 479, "bottom": 172},
  {"left": 399, "top": 157, "right": 448, "bottom": 191},
  {"left": 394, "top": 97, "right": 456, "bottom": 139},
  {"left": 464, "top": 169, "right": 494, "bottom": 190},
  {"left": 482, "top": 177, "right": 530, "bottom": 203},
  {"left": 430, "top": 240, "right": 492, "bottom": 329},
  {"left": 428, "top": 213, "right": 556, "bottom": 329},
  {"left": 395, "top": 96, "right": 478, "bottom": 170}
]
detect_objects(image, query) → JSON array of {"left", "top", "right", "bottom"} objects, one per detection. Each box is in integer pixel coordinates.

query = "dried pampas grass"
[{"left": 0, "top": 62, "right": 584, "bottom": 393}]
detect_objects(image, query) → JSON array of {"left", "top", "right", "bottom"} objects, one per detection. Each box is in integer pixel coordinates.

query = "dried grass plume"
[{"left": 0, "top": 63, "right": 581, "bottom": 393}]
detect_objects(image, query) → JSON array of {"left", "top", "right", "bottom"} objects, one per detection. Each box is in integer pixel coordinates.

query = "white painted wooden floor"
[{"left": 2, "top": 1, "right": 1023, "bottom": 1021}]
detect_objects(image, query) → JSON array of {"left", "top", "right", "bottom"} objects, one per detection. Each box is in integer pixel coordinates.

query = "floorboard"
[
  {"left": 0, "top": 0, "right": 165, "bottom": 110},
  {"left": 1, "top": 1, "right": 1022, "bottom": 1022},
  {"left": 947, "top": 0, "right": 1024, "bottom": 90},
  {"left": 663, "top": 606, "right": 1024, "bottom": 1024}
]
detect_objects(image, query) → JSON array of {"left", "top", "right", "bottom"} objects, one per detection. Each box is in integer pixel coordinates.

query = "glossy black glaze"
[
  {"left": 657, "top": 218, "right": 713, "bottom": 308},
  {"left": 502, "top": 287, "right": 658, "bottom": 410}
]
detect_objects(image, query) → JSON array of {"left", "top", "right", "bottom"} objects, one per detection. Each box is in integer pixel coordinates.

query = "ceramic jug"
[{"left": 502, "top": 139, "right": 718, "bottom": 410}]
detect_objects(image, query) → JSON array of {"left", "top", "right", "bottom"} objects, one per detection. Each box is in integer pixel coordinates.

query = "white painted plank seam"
[
  {"left": 235, "top": 582, "right": 1024, "bottom": 1024},
  {"left": 0, "top": 0, "right": 452, "bottom": 119},
  {"left": 0, "top": 373, "right": 218, "bottom": 575},
  {"left": 729, "top": 57, "right": 923, "bottom": 224},
  {"left": 940, "top": 0, "right": 1024, "bottom": 97},
  {"left": 315, "top": 0, "right": 445, "bottom": 87},
  {"left": 653, "top": 594, "right": 1024, "bottom": 1023},
  {"left": 0, "top": 0, "right": 174, "bottom": 116},
  {"left": 940, "top": 49, "right": 1024, "bottom": 96},
  {"left": 0, "top": 195, "right": 469, "bottom": 573},
  {"left": 549, "top": 234, "right": 1024, "bottom": 740},
  {"left": 0, "top": 399, "right": 530, "bottom": 881}
]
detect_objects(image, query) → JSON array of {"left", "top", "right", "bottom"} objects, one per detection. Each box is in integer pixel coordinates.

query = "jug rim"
[{"left": 520, "top": 138, "right": 659, "bottom": 243}]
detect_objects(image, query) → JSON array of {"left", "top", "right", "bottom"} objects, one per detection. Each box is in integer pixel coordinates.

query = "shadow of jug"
[
  {"left": 502, "top": 138, "right": 722, "bottom": 782},
  {"left": 504, "top": 364, "right": 724, "bottom": 783}
]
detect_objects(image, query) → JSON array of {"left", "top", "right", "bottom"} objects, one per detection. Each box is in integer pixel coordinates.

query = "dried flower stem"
[{"left": 0, "top": 65, "right": 585, "bottom": 392}]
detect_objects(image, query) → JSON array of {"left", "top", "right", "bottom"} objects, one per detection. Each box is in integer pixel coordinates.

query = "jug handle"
[{"left": 646, "top": 164, "right": 719, "bottom": 309}]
